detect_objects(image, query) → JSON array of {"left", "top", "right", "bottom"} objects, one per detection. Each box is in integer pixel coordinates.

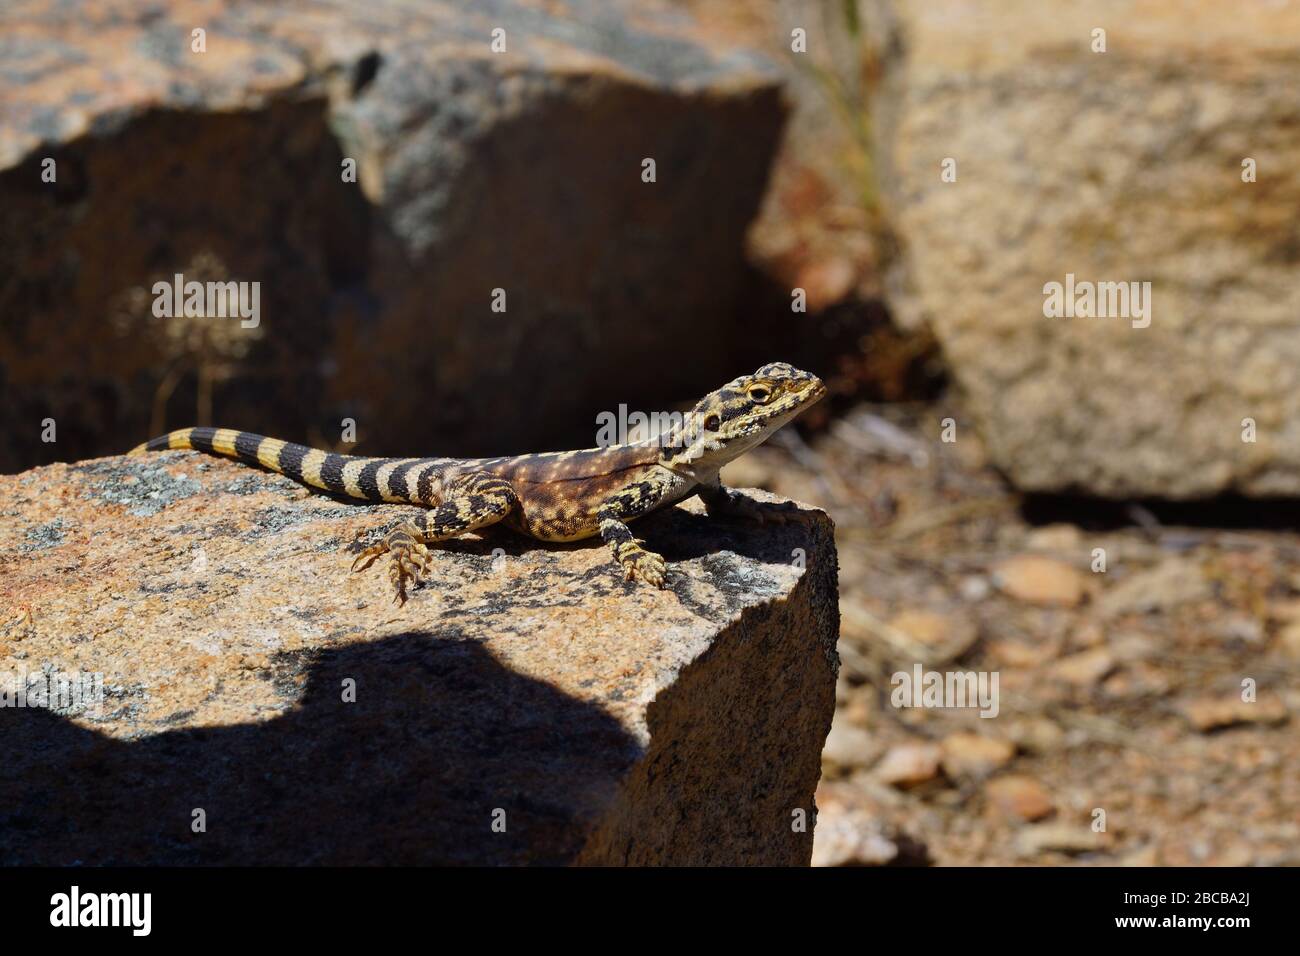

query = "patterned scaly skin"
[{"left": 130, "top": 362, "right": 827, "bottom": 604}]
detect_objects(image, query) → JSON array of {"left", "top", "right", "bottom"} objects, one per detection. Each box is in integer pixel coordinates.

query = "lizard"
[{"left": 130, "top": 362, "right": 827, "bottom": 604}]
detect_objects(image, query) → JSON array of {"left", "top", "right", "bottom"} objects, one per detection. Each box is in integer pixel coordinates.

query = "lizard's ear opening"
[{"left": 703, "top": 413, "right": 722, "bottom": 431}]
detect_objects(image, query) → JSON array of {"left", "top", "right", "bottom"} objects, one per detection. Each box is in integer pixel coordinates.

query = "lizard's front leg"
[
  {"left": 697, "top": 479, "right": 809, "bottom": 525},
  {"left": 597, "top": 470, "right": 683, "bottom": 589},
  {"left": 351, "top": 472, "right": 519, "bottom": 604}
]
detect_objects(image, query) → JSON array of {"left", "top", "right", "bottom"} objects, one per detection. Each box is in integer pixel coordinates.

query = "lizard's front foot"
[
  {"left": 351, "top": 523, "right": 432, "bottom": 605},
  {"left": 621, "top": 545, "right": 668, "bottom": 589}
]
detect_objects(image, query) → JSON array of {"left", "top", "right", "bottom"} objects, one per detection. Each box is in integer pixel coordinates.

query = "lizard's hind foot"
[
  {"left": 349, "top": 474, "right": 519, "bottom": 605},
  {"left": 387, "top": 539, "right": 432, "bottom": 605},
  {"left": 350, "top": 522, "right": 432, "bottom": 605}
]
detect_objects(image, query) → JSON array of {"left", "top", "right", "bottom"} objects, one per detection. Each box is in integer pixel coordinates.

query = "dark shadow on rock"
[
  {"left": 430, "top": 504, "right": 824, "bottom": 594},
  {"left": 443, "top": 505, "right": 825, "bottom": 597},
  {"left": 638, "top": 503, "right": 825, "bottom": 566},
  {"left": 1, "top": 633, "right": 640, "bottom": 865}
]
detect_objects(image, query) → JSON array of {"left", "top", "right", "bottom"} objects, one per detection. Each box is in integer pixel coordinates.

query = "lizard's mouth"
[
  {"left": 744, "top": 380, "right": 826, "bottom": 437},
  {"left": 777, "top": 378, "right": 827, "bottom": 419}
]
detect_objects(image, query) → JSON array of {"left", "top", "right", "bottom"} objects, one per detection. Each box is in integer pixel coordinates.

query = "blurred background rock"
[{"left": 2, "top": 0, "right": 1296, "bottom": 865}]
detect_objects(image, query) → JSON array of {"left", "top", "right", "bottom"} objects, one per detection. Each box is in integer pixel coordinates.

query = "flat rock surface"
[{"left": 0, "top": 451, "right": 839, "bottom": 865}]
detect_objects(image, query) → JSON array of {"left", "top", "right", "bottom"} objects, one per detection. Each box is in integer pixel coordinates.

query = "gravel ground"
[{"left": 725, "top": 399, "right": 1300, "bottom": 866}]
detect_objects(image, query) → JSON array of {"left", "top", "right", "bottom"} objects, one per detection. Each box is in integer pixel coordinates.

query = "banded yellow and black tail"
[
  {"left": 130, "top": 427, "right": 452, "bottom": 505},
  {"left": 124, "top": 364, "right": 828, "bottom": 605}
]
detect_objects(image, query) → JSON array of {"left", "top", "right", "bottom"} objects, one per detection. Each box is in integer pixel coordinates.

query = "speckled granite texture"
[{"left": 0, "top": 451, "right": 839, "bottom": 864}]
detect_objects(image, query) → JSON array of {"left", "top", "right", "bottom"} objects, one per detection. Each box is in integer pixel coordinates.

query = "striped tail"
[{"left": 128, "top": 427, "right": 447, "bottom": 505}]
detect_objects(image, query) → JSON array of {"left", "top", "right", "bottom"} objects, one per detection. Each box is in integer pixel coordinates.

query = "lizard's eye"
[
  {"left": 703, "top": 413, "right": 722, "bottom": 431},
  {"left": 747, "top": 385, "right": 771, "bottom": 404}
]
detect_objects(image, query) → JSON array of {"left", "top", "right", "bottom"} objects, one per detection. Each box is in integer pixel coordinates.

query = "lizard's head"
[{"left": 666, "top": 362, "right": 826, "bottom": 471}]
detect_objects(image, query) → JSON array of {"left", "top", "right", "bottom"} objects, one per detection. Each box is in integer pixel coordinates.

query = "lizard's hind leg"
[{"left": 351, "top": 472, "right": 519, "bottom": 605}]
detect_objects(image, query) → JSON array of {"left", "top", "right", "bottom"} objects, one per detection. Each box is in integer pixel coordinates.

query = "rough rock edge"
[
  {"left": 578, "top": 507, "right": 839, "bottom": 865},
  {"left": 2, "top": 452, "right": 840, "bottom": 865}
]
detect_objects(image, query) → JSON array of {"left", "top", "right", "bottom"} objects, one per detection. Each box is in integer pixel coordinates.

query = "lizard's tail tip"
[{"left": 128, "top": 430, "right": 187, "bottom": 456}]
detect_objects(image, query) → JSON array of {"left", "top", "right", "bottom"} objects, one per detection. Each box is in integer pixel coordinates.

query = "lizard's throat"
[{"left": 669, "top": 424, "right": 779, "bottom": 473}]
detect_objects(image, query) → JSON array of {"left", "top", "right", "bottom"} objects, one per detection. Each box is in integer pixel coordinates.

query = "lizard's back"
[
  {"left": 473, "top": 444, "right": 671, "bottom": 541},
  {"left": 131, "top": 426, "right": 672, "bottom": 540}
]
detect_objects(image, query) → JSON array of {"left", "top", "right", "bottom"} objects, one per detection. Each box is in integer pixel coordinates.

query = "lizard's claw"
[
  {"left": 352, "top": 530, "right": 432, "bottom": 606},
  {"left": 351, "top": 539, "right": 389, "bottom": 573},
  {"left": 389, "top": 558, "right": 409, "bottom": 605},
  {"left": 386, "top": 541, "right": 431, "bottom": 605},
  {"left": 623, "top": 548, "right": 668, "bottom": 589}
]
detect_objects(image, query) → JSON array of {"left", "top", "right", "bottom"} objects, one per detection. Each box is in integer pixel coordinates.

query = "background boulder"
[
  {"left": 0, "top": 0, "right": 787, "bottom": 471},
  {"left": 873, "top": 0, "right": 1300, "bottom": 497}
]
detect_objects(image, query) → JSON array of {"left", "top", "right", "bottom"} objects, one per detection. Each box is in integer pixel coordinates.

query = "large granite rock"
[
  {"left": 873, "top": 0, "right": 1300, "bottom": 497},
  {"left": 0, "top": 451, "right": 838, "bottom": 865},
  {"left": 0, "top": 0, "right": 786, "bottom": 472}
]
